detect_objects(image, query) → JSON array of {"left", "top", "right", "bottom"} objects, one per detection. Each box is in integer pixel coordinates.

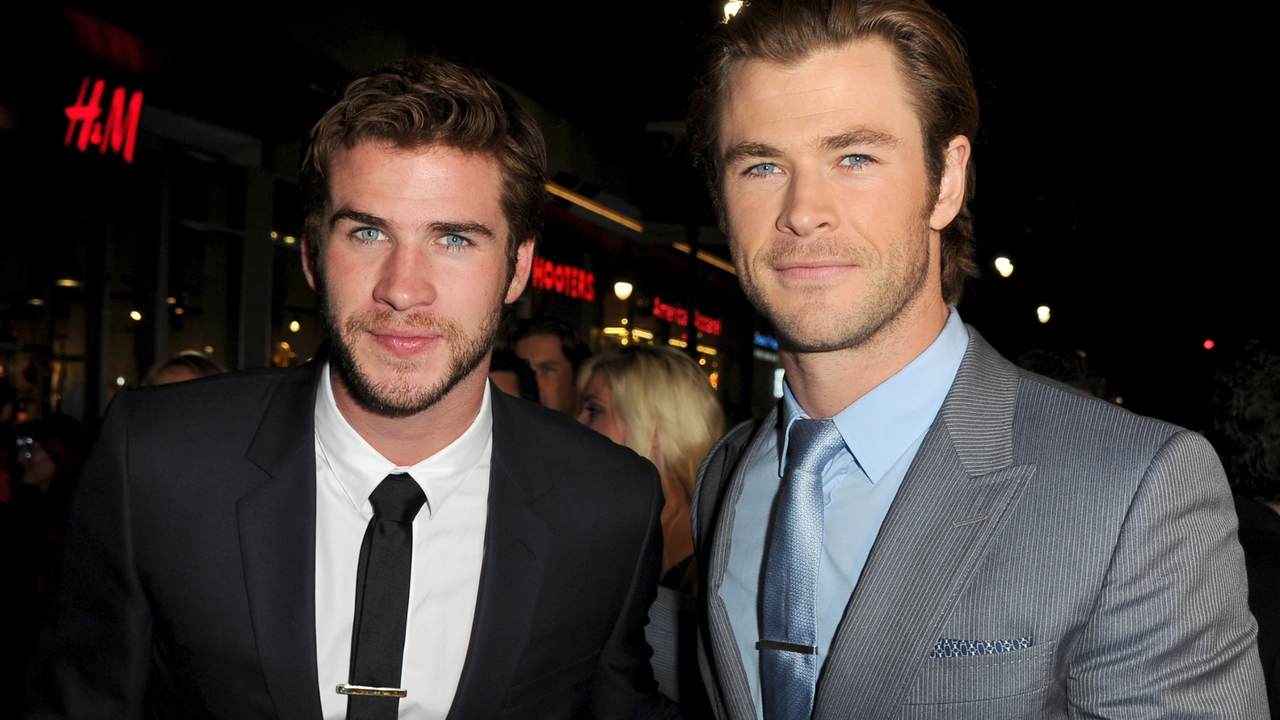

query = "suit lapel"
[
  {"left": 703, "top": 408, "right": 779, "bottom": 720},
  {"left": 813, "top": 329, "right": 1035, "bottom": 720},
  {"left": 446, "top": 389, "right": 553, "bottom": 719},
  {"left": 237, "top": 361, "right": 324, "bottom": 720}
]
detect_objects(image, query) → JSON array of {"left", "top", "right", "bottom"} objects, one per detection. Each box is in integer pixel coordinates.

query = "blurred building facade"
[{"left": 0, "top": 8, "right": 772, "bottom": 430}]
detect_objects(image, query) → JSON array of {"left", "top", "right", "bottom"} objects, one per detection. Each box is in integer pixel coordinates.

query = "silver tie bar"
[
  {"left": 336, "top": 683, "right": 407, "bottom": 697},
  {"left": 757, "top": 639, "right": 819, "bottom": 655}
]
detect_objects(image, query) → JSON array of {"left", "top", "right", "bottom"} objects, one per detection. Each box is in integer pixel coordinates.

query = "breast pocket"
[
  {"left": 902, "top": 639, "right": 1056, "bottom": 707},
  {"left": 501, "top": 650, "right": 601, "bottom": 712}
]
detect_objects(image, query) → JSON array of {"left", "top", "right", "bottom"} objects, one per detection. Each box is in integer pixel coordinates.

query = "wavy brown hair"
[
  {"left": 301, "top": 56, "right": 546, "bottom": 283},
  {"left": 688, "top": 0, "right": 980, "bottom": 303}
]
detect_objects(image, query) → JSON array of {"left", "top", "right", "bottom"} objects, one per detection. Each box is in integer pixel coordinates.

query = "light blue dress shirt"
[{"left": 719, "top": 309, "right": 970, "bottom": 717}]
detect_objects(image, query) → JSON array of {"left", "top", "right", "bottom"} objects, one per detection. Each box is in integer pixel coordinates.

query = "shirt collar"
[
  {"left": 314, "top": 361, "right": 493, "bottom": 518},
  {"left": 780, "top": 308, "right": 970, "bottom": 482}
]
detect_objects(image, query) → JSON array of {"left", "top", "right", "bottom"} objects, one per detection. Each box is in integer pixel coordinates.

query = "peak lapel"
[
  {"left": 237, "top": 361, "right": 324, "bottom": 720},
  {"left": 446, "top": 391, "right": 553, "bottom": 719},
  {"left": 814, "top": 329, "right": 1036, "bottom": 719}
]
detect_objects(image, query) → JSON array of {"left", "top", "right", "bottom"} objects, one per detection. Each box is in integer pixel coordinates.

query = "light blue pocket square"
[{"left": 930, "top": 636, "right": 1033, "bottom": 658}]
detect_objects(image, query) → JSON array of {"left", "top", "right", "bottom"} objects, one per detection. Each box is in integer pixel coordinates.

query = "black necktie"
[{"left": 344, "top": 473, "right": 427, "bottom": 720}]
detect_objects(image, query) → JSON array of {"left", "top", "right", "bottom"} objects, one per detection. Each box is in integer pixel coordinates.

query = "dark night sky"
[
  {"left": 16, "top": 3, "right": 1275, "bottom": 430},
  {"left": 428, "top": 0, "right": 1274, "bottom": 431}
]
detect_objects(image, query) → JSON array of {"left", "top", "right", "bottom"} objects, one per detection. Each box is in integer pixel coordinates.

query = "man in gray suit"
[{"left": 685, "top": 0, "right": 1267, "bottom": 717}]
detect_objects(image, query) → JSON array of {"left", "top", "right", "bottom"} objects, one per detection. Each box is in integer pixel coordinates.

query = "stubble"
[
  {"left": 323, "top": 297, "right": 502, "bottom": 418},
  {"left": 738, "top": 215, "right": 933, "bottom": 354}
]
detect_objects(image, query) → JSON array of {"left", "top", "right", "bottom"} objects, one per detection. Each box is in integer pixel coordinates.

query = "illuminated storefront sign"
[
  {"left": 532, "top": 256, "right": 595, "bottom": 301},
  {"left": 64, "top": 76, "right": 144, "bottom": 164},
  {"left": 652, "top": 296, "right": 722, "bottom": 336}
]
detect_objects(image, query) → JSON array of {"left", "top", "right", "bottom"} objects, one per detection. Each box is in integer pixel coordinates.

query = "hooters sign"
[
  {"left": 64, "top": 76, "right": 144, "bottom": 164},
  {"left": 531, "top": 257, "right": 595, "bottom": 302}
]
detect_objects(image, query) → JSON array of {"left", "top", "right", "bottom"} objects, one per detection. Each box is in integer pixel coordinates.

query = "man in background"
[
  {"left": 514, "top": 316, "right": 592, "bottom": 415},
  {"left": 687, "top": 0, "right": 1265, "bottom": 717}
]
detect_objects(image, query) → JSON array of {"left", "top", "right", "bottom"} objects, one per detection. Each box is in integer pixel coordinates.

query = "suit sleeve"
[
  {"left": 26, "top": 393, "right": 153, "bottom": 719},
  {"left": 1067, "top": 430, "right": 1268, "bottom": 718},
  {"left": 587, "top": 462, "right": 682, "bottom": 720}
]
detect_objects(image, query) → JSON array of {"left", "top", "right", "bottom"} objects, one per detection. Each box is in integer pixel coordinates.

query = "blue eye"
[
  {"left": 748, "top": 163, "right": 779, "bottom": 176},
  {"left": 441, "top": 234, "right": 469, "bottom": 249},
  {"left": 355, "top": 228, "right": 384, "bottom": 242},
  {"left": 841, "top": 154, "right": 872, "bottom": 167}
]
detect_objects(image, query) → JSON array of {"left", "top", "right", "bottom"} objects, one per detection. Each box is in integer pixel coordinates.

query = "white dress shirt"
[{"left": 314, "top": 364, "right": 491, "bottom": 719}]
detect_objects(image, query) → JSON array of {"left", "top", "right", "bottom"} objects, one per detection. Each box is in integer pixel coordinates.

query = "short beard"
[
  {"left": 741, "top": 217, "right": 932, "bottom": 354},
  {"left": 321, "top": 293, "right": 501, "bottom": 418}
]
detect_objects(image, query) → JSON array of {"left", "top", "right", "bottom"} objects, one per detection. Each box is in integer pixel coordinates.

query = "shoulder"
[
  {"left": 120, "top": 366, "right": 292, "bottom": 419},
  {"left": 107, "top": 366, "right": 303, "bottom": 454},
  {"left": 1009, "top": 367, "right": 1184, "bottom": 470},
  {"left": 490, "top": 389, "right": 662, "bottom": 511}
]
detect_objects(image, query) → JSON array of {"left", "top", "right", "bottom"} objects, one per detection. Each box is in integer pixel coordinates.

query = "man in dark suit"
[
  {"left": 684, "top": 0, "right": 1266, "bottom": 717},
  {"left": 28, "top": 56, "right": 675, "bottom": 720}
]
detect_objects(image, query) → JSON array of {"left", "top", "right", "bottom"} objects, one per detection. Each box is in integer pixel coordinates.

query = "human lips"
[
  {"left": 772, "top": 258, "right": 859, "bottom": 282},
  {"left": 368, "top": 327, "right": 443, "bottom": 357},
  {"left": 344, "top": 310, "right": 458, "bottom": 361}
]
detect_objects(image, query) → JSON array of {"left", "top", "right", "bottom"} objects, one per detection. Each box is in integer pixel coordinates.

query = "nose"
[
  {"left": 777, "top": 169, "right": 839, "bottom": 237},
  {"left": 373, "top": 242, "right": 437, "bottom": 312}
]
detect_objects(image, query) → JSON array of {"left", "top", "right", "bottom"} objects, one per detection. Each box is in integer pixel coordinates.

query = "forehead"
[
  {"left": 516, "top": 333, "right": 568, "bottom": 362},
  {"left": 325, "top": 142, "right": 507, "bottom": 225},
  {"left": 719, "top": 39, "right": 921, "bottom": 152}
]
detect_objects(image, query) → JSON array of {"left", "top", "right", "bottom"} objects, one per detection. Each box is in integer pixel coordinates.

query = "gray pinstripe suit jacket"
[{"left": 692, "top": 328, "right": 1268, "bottom": 719}]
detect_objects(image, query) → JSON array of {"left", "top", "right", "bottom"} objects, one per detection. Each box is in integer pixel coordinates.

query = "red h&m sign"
[
  {"left": 652, "top": 296, "right": 722, "bottom": 336},
  {"left": 532, "top": 257, "right": 595, "bottom": 302},
  {"left": 64, "top": 77, "right": 144, "bottom": 164}
]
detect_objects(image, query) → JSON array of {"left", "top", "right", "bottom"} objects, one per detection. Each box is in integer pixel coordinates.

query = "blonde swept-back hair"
[
  {"left": 688, "top": 0, "right": 980, "bottom": 304},
  {"left": 579, "top": 346, "right": 725, "bottom": 507}
]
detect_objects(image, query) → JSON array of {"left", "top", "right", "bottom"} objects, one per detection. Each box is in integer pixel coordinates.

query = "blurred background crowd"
[{"left": 1, "top": 2, "right": 1273, "bottom": 712}]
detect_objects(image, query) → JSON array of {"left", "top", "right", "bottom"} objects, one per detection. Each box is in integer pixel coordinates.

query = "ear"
[
  {"left": 929, "top": 135, "right": 972, "bottom": 231},
  {"left": 505, "top": 238, "right": 536, "bottom": 303},
  {"left": 301, "top": 234, "right": 319, "bottom": 292}
]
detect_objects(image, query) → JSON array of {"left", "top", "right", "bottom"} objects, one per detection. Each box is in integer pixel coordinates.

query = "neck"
[
  {"left": 330, "top": 364, "right": 488, "bottom": 466},
  {"left": 783, "top": 290, "right": 949, "bottom": 419}
]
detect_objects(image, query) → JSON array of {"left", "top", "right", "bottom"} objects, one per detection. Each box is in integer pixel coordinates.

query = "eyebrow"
[
  {"left": 721, "top": 128, "right": 901, "bottom": 167},
  {"left": 721, "top": 141, "right": 784, "bottom": 168},
  {"left": 817, "top": 128, "right": 900, "bottom": 153},
  {"left": 430, "top": 221, "right": 494, "bottom": 239},
  {"left": 328, "top": 210, "right": 495, "bottom": 240},
  {"left": 328, "top": 209, "right": 384, "bottom": 230}
]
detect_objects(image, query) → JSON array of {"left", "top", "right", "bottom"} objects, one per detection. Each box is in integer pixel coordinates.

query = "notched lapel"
[
  {"left": 237, "top": 362, "right": 323, "bottom": 720},
  {"left": 447, "top": 392, "right": 553, "bottom": 720}
]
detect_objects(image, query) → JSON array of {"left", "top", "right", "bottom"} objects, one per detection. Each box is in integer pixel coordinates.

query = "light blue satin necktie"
[{"left": 760, "top": 418, "right": 844, "bottom": 720}]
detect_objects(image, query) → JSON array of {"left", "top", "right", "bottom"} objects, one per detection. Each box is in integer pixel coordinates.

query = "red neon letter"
[
  {"left": 64, "top": 77, "right": 105, "bottom": 152},
  {"left": 99, "top": 87, "right": 144, "bottom": 163}
]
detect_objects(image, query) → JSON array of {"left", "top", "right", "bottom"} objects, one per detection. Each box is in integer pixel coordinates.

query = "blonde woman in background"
[{"left": 578, "top": 345, "right": 723, "bottom": 712}]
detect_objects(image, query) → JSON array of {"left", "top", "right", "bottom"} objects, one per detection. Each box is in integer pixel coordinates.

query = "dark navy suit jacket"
[{"left": 28, "top": 359, "right": 677, "bottom": 719}]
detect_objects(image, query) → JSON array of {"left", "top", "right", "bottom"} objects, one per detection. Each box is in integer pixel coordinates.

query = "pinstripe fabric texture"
[{"left": 692, "top": 328, "right": 1268, "bottom": 719}]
